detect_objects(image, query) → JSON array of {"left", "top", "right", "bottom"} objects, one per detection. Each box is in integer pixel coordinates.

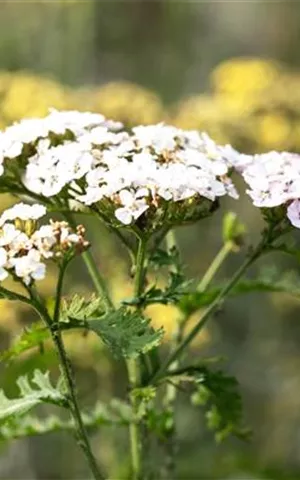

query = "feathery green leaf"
[
  {"left": 191, "top": 368, "right": 250, "bottom": 442},
  {"left": 0, "top": 370, "right": 66, "bottom": 424},
  {"left": 60, "top": 294, "right": 105, "bottom": 323},
  {"left": 0, "top": 399, "right": 133, "bottom": 440},
  {"left": 0, "top": 323, "right": 49, "bottom": 363},
  {"left": 86, "top": 308, "right": 164, "bottom": 359}
]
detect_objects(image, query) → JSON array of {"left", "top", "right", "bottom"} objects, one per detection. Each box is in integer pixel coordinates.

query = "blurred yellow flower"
[
  {"left": 77, "top": 81, "right": 165, "bottom": 127},
  {"left": 146, "top": 303, "right": 210, "bottom": 347},
  {"left": 0, "top": 299, "right": 20, "bottom": 334},
  {"left": 257, "top": 114, "right": 291, "bottom": 149},
  {"left": 211, "top": 57, "right": 280, "bottom": 98},
  {"left": 173, "top": 57, "right": 300, "bottom": 153},
  {"left": 0, "top": 71, "right": 72, "bottom": 125}
]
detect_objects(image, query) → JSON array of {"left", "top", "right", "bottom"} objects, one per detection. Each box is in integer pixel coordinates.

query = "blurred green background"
[{"left": 1, "top": 1, "right": 300, "bottom": 479}]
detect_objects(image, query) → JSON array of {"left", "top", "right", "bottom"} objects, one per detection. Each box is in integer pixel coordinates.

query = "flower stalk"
[
  {"left": 127, "top": 236, "right": 148, "bottom": 480},
  {"left": 31, "top": 263, "right": 105, "bottom": 480},
  {"left": 160, "top": 229, "right": 180, "bottom": 479},
  {"left": 62, "top": 211, "right": 114, "bottom": 312},
  {"left": 81, "top": 248, "right": 114, "bottom": 312},
  {"left": 197, "top": 240, "right": 234, "bottom": 292}
]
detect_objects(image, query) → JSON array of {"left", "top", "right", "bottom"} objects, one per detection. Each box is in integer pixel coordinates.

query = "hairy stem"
[
  {"left": 127, "top": 237, "right": 147, "bottom": 480},
  {"left": 36, "top": 266, "right": 105, "bottom": 480},
  {"left": 50, "top": 327, "right": 104, "bottom": 480}
]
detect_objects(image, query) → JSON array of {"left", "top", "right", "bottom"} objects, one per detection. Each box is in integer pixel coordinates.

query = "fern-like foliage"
[
  {"left": 1, "top": 297, "right": 164, "bottom": 364},
  {"left": 149, "top": 246, "right": 182, "bottom": 270},
  {"left": 85, "top": 308, "right": 164, "bottom": 359},
  {"left": 135, "top": 273, "right": 191, "bottom": 307},
  {"left": 60, "top": 294, "right": 105, "bottom": 322},
  {"left": 124, "top": 247, "right": 191, "bottom": 308},
  {"left": 0, "top": 295, "right": 104, "bottom": 363},
  {"left": 190, "top": 368, "right": 250, "bottom": 442},
  {"left": 0, "top": 370, "right": 66, "bottom": 424},
  {"left": 164, "top": 363, "right": 249, "bottom": 442},
  {"left": 0, "top": 323, "right": 49, "bottom": 363},
  {"left": 0, "top": 399, "right": 133, "bottom": 440}
]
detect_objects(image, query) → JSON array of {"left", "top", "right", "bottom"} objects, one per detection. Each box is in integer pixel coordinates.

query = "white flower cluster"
[
  {"left": 0, "top": 109, "right": 121, "bottom": 177},
  {"left": 24, "top": 127, "right": 130, "bottom": 199},
  {"left": 16, "top": 120, "right": 239, "bottom": 225},
  {"left": 234, "top": 151, "right": 300, "bottom": 227},
  {"left": 2, "top": 109, "right": 300, "bottom": 230},
  {"left": 0, "top": 203, "right": 89, "bottom": 285}
]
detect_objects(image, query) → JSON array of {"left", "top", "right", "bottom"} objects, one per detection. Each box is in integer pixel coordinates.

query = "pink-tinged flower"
[{"left": 287, "top": 200, "right": 300, "bottom": 228}]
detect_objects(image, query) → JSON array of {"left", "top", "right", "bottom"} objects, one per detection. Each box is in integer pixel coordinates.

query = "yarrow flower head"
[
  {"left": 233, "top": 151, "right": 300, "bottom": 228},
  {"left": 0, "top": 203, "right": 89, "bottom": 285},
  {"left": 23, "top": 121, "right": 239, "bottom": 229},
  {"left": 78, "top": 124, "right": 239, "bottom": 229},
  {"left": 0, "top": 108, "right": 122, "bottom": 180},
  {"left": 0, "top": 111, "right": 240, "bottom": 232}
]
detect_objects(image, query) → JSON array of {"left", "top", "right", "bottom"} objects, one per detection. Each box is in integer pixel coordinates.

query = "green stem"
[
  {"left": 127, "top": 237, "right": 147, "bottom": 480},
  {"left": 93, "top": 206, "right": 135, "bottom": 265},
  {"left": 63, "top": 211, "right": 114, "bottom": 312},
  {"left": 160, "top": 230, "right": 180, "bottom": 479},
  {"left": 127, "top": 359, "right": 142, "bottom": 480},
  {"left": 50, "top": 327, "right": 104, "bottom": 480},
  {"left": 34, "top": 268, "right": 105, "bottom": 480},
  {"left": 134, "top": 237, "right": 147, "bottom": 298},
  {"left": 81, "top": 249, "right": 114, "bottom": 311},
  {"left": 53, "top": 260, "right": 68, "bottom": 324},
  {"left": 150, "top": 240, "right": 265, "bottom": 384},
  {"left": 0, "top": 286, "right": 33, "bottom": 307},
  {"left": 150, "top": 225, "right": 171, "bottom": 255},
  {"left": 197, "top": 241, "right": 233, "bottom": 292}
]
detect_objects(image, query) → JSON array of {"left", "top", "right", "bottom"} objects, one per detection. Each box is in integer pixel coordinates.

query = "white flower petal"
[
  {"left": 115, "top": 208, "right": 133, "bottom": 225},
  {"left": 287, "top": 200, "right": 300, "bottom": 228}
]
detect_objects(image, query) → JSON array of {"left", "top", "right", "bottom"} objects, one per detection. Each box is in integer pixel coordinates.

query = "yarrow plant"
[{"left": 0, "top": 109, "right": 299, "bottom": 479}]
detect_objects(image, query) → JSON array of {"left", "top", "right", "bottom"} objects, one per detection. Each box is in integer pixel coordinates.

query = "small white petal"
[
  {"left": 287, "top": 200, "right": 300, "bottom": 228},
  {"left": 115, "top": 208, "right": 133, "bottom": 225},
  {"left": 119, "top": 190, "right": 134, "bottom": 207}
]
